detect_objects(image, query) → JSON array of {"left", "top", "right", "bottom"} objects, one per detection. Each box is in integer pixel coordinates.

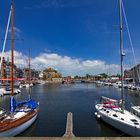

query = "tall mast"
[
  {"left": 28, "top": 48, "right": 31, "bottom": 99},
  {"left": 11, "top": 0, "right": 14, "bottom": 97},
  {"left": 22, "top": 52, "right": 26, "bottom": 81},
  {"left": 119, "top": 0, "right": 125, "bottom": 113}
]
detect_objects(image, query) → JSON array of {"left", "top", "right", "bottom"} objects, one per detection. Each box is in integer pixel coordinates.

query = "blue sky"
[{"left": 0, "top": 0, "right": 140, "bottom": 76}]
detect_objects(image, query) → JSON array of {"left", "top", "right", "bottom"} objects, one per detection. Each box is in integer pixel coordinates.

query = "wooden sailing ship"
[{"left": 0, "top": 1, "right": 39, "bottom": 136}]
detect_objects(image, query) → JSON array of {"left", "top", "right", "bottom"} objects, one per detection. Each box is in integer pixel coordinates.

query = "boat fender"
[
  {"left": 95, "top": 112, "right": 97, "bottom": 116},
  {"left": 97, "top": 114, "right": 101, "bottom": 118}
]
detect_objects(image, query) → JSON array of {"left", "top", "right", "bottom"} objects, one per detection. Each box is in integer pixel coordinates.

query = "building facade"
[
  {"left": 0, "top": 57, "right": 40, "bottom": 80},
  {"left": 43, "top": 68, "right": 62, "bottom": 83},
  {"left": 124, "top": 64, "right": 140, "bottom": 84}
]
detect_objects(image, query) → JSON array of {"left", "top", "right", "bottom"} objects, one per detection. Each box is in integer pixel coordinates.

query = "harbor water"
[{"left": 0, "top": 83, "right": 140, "bottom": 137}]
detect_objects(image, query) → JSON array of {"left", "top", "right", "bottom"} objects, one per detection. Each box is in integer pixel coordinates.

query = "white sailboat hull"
[
  {"left": 0, "top": 113, "right": 38, "bottom": 137},
  {"left": 95, "top": 104, "right": 140, "bottom": 136},
  {"left": 131, "top": 106, "right": 140, "bottom": 117},
  {"left": 3, "top": 89, "right": 20, "bottom": 95},
  {"left": 99, "top": 112, "right": 139, "bottom": 136}
]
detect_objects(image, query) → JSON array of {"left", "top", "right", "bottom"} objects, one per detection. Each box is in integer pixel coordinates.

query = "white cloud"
[
  {"left": 1, "top": 50, "right": 28, "bottom": 68},
  {"left": 1, "top": 50, "right": 121, "bottom": 76}
]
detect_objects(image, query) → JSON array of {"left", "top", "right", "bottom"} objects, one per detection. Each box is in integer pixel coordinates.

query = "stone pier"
[{"left": 63, "top": 112, "right": 75, "bottom": 137}]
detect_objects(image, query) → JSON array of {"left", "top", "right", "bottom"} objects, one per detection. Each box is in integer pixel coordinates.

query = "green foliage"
[
  {"left": 99, "top": 73, "right": 108, "bottom": 78},
  {"left": 116, "top": 73, "right": 121, "bottom": 78}
]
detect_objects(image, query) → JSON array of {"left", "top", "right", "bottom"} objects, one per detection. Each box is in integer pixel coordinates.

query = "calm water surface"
[{"left": 0, "top": 83, "right": 140, "bottom": 137}]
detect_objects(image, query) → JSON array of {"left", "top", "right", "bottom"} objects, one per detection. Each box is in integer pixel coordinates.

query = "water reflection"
[{"left": 0, "top": 83, "right": 139, "bottom": 136}]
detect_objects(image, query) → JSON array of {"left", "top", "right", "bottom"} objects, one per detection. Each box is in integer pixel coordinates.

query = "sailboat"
[
  {"left": 95, "top": 0, "right": 140, "bottom": 136},
  {"left": 19, "top": 52, "right": 33, "bottom": 89},
  {"left": 0, "top": 1, "right": 39, "bottom": 136},
  {"left": 25, "top": 57, "right": 33, "bottom": 88}
]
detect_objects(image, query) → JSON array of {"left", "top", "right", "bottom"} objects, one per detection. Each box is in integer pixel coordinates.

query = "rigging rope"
[
  {"left": 0, "top": 6, "right": 12, "bottom": 70},
  {"left": 122, "top": 1, "right": 140, "bottom": 83}
]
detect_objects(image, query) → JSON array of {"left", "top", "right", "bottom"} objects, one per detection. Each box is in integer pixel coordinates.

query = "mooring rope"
[
  {"left": 0, "top": 6, "right": 12, "bottom": 70},
  {"left": 122, "top": 1, "right": 140, "bottom": 83}
]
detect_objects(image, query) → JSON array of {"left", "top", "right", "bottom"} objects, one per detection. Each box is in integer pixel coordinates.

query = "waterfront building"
[
  {"left": 52, "top": 78, "right": 63, "bottom": 83},
  {"left": 24, "top": 68, "right": 40, "bottom": 80},
  {"left": 39, "top": 72, "right": 43, "bottom": 79},
  {"left": 124, "top": 64, "right": 140, "bottom": 84},
  {"left": 62, "top": 76, "right": 74, "bottom": 83},
  {"left": 0, "top": 57, "right": 23, "bottom": 79},
  {"left": 0, "top": 57, "right": 40, "bottom": 81},
  {"left": 94, "top": 75, "right": 103, "bottom": 81},
  {"left": 43, "top": 68, "right": 62, "bottom": 83}
]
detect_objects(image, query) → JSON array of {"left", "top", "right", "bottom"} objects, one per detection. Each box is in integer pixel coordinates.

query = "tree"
[
  {"left": 100, "top": 73, "right": 108, "bottom": 78},
  {"left": 86, "top": 74, "right": 89, "bottom": 79},
  {"left": 74, "top": 75, "right": 79, "bottom": 79},
  {"left": 116, "top": 73, "right": 121, "bottom": 78}
]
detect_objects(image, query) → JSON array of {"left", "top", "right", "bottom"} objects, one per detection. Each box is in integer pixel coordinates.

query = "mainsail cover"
[
  {"left": 10, "top": 96, "right": 17, "bottom": 112},
  {"left": 17, "top": 99, "right": 38, "bottom": 110},
  {"left": 10, "top": 97, "right": 38, "bottom": 112}
]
